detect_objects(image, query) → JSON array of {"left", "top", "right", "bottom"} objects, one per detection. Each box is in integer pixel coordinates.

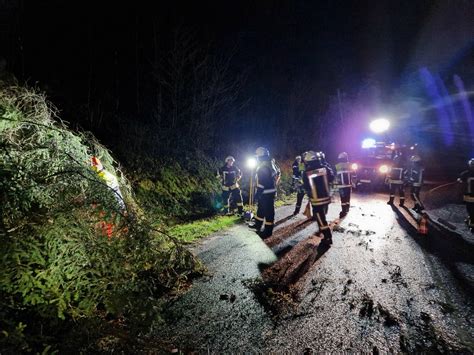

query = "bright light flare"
[
  {"left": 351, "top": 163, "right": 358, "bottom": 170},
  {"left": 379, "top": 165, "right": 389, "bottom": 174},
  {"left": 246, "top": 157, "right": 257, "bottom": 169},
  {"left": 369, "top": 118, "right": 390, "bottom": 133},
  {"left": 362, "top": 138, "right": 376, "bottom": 149}
]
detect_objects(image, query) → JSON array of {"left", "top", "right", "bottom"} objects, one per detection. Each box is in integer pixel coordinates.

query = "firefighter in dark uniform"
[
  {"left": 408, "top": 154, "right": 425, "bottom": 213},
  {"left": 303, "top": 151, "right": 334, "bottom": 245},
  {"left": 458, "top": 158, "right": 474, "bottom": 233},
  {"left": 335, "top": 152, "right": 352, "bottom": 218},
  {"left": 249, "top": 147, "right": 280, "bottom": 238},
  {"left": 292, "top": 155, "right": 306, "bottom": 215},
  {"left": 387, "top": 150, "right": 407, "bottom": 206},
  {"left": 218, "top": 156, "right": 243, "bottom": 215}
]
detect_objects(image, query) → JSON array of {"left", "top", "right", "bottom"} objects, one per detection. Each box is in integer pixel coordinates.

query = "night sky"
[{"left": 2, "top": 0, "right": 474, "bottom": 161}]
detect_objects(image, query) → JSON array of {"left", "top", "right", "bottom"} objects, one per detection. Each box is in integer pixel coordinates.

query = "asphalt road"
[{"left": 156, "top": 192, "right": 474, "bottom": 353}]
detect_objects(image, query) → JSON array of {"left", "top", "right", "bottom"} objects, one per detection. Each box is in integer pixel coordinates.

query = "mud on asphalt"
[{"left": 154, "top": 193, "right": 474, "bottom": 353}]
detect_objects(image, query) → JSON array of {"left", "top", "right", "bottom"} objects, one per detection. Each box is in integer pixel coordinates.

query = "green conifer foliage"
[{"left": 0, "top": 83, "right": 201, "bottom": 351}]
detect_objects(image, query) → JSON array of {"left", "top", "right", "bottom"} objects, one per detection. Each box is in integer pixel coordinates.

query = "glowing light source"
[
  {"left": 362, "top": 138, "right": 376, "bottom": 149},
  {"left": 379, "top": 165, "right": 389, "bottom": 174},
  {"left": 246, "top": 157, "right": 257, "bottom": 169},
  {"left": 369, "top": 118, "right": 390, "bottom": 133},
  {"left": 351, "top": 163, "right": 358, "bottom": 170}
]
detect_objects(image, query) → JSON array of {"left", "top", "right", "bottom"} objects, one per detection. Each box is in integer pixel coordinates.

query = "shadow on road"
[
  {"left": 261, "top": 235, "right": 331, "bottom": 291},
  {"left": 265, "top": 218, "right": 312, "bottom": 248}
]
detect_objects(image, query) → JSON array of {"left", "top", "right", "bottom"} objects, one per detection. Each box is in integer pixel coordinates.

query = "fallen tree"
[{"left": 0, "top": 82, "right": 202, "bottom": 352}]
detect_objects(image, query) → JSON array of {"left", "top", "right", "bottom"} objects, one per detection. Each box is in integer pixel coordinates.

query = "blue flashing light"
[{"left": 362, "top": 138, "right": 376, "bottom": 149}]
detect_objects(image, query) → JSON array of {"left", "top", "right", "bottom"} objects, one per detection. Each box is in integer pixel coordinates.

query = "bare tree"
[{"left": 151, "top": 28, "right": 244, "bottom": 152}]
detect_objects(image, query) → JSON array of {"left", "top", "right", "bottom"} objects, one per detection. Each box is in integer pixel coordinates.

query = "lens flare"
[
  {"left": 369, "top": 118, "right": 390, "bottom": 133},
  {"left": 351, "top": 163, "right": 358, "bottom": 170},
  {"left": 246, "top": 157, "right": 257, "bottom": 169},
  {"left": 379, "top": 165, "right": 389, "bottom": 174}
]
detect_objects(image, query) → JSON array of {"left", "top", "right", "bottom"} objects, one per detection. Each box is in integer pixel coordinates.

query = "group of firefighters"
[{"left": 217, "top": 147, "right": 474, "bottom": 244}]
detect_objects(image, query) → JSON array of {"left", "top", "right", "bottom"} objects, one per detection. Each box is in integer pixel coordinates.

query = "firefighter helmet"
[
  {"left": 338, "top": 152, "right": 348, "bottom": 161},
  {"left": 469, "top": 158, "right": 474, "bottom": 170},
  {"left": 410, "top": 155, "right": 421, "bottom": 162},
  {"left": 303, "top": 150, "right": 317, "bottom": 162},
  {"left": 91, "top": 156, "right": 104, "bottom": 172},
  {"left": 316, "top": 151, "right": 326, "bottom": 162},
  {"left": 225, "top": 156, "right": 235, "bottom": 163},
  {"left": 255, "top": 147, "right": 269, "bottom": 157},
  {"left": 295, "top": 155, "right": 301, "bottom": 162}
]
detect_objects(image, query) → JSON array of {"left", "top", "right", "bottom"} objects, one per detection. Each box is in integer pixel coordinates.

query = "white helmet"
[
  {"left": 410, "top": 155, "right": 421, "bottom": 162},
  {"left": 303, "top": 150, "right": 317, "bottom": 162},
  {"left": 469, "top": 158, "right": 474, "bottom": 169},
  {"left": 338, "top": 152, "right": 348, "bottom": 160},
  {"left": 295, "top": 155, "right": 301, "bottom": 162},
  {"left": 225, "top": 156, "right": 235, "bottom": 163},
  {"left": 255, "top": 147, "right": 269, "bottom": 157}
]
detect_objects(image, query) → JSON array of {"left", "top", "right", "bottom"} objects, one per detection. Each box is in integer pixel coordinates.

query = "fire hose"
[{"left": 426, "top": 181, "right": 459, "bottom": 194}]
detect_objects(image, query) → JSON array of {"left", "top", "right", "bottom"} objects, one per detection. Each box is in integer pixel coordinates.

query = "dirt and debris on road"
[{"left": 153, "top": 193, "right": 474, "bottom": 353}]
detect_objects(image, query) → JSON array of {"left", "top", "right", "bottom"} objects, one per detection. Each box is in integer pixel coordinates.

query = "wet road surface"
[{"left": 156, "top": 193, "right": 474, "bottom": 353}]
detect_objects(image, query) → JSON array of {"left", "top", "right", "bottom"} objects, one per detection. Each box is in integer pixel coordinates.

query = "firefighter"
[
  {"left": 91, "top": 156, "right": 125, "bottom": 211},
  {"left": 335, "top": 152, "right": 352, "bottom": 218},
  {"left": 458, "top": 158, "right": 474, "bottom": 232},
  {"left": 408, "top": 154, "right": 425, "bottom": 213},
  {"left": 218, "top": 156, "right": 244, "bottom": 215},
  {"left": 249, "top": 147, "right": 280, "bottom": 238},
  {"left": 292, "top": 155, "right": 306, "bottom": 215},
  {"left": 292, "top": 156, "right": 302, "bottom": 186},
  {"left": 303, "top": 150, "right": 334, "bottom": 245},
  {"left": 387, "top": 150, "right": 407, "bottom": 206}
]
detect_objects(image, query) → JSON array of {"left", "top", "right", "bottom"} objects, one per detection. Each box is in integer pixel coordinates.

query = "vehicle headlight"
[
  {"left": 351, "top": 163, "right": 358, "bottom": 170},
  {"left": 379, "top": 165, "right": 389, "bottom": 174}
]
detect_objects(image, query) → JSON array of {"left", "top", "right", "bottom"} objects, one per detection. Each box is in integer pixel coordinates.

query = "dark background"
[{"left": 1, "top": 0, "right": 474, "bottom": 172}]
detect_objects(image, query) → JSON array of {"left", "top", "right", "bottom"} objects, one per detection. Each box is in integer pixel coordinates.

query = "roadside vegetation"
[{"left": 0, "top": 82, "right": 205, "bottom": 352}]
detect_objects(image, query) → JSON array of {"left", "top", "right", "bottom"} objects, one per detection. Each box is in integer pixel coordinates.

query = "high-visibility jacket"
[
  {"left": 218, "top": 165, "right": 242, "bottom": 190},
  {"left": 255, "top": 158, "right": 279, "bottom": 197},
  {"left": 96, "top": 169, "right": 125, "bottom": 209},
  {"left": 303, "top": 161, "right": 334, "bottom": 206},
  {"left": 335, "top": 161, "right": 352, "bottom": 188},
  {"left": 408, "top": 163, "right": 424, "bottom": 187},
  {"left": 459, "top": 169, "right": 474, "bottom": 203},
  {"left": 292, "top": 160, "right": 305, "bottom": 179},
  {"left": 389, "top": 155, "right": 406, "bottom": 185}
]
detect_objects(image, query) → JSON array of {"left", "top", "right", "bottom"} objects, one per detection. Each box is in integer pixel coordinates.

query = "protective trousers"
[
  {"left": 294, "top": 188, "right": 305, "bottom": 215},
  {"left": 389, "top": 183, "right": 405, "bottom": 206},
  {"left": 411, "top": 186, "right": 425, "bottom": 212},
  {"left": 222, "top": 188, "right": 243, "bottom": 213},
  {"left": 339, "top": 187, "right": 351, "bottom": 214},
  {"left": 255, "top": 193, "right": 275, "bottom": 237},
  {"left": 312, "top": 203, "right": 332, "bottom": 243}
]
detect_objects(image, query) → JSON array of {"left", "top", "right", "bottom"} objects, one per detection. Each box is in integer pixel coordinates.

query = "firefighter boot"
[
  {"left": 320, "top": 228, "right": 333, "bottom": 246},
  {"left": 339, "top": 205, "right": 349, "bottom": 218},
  {"left": 399, "top": 198, "right": 405, "bottom": 207},
  {"left": 248, "top": 219, "right": 262, "bottom": 231},
  {"left": 387, "top": 197, "right": 394, "bottom": 205},
  {"left": 293, "top": 206, "right": 301, "bottom": 216},
  {"left": 258, "top": 224, "right": 273, "bottom": 239}
]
